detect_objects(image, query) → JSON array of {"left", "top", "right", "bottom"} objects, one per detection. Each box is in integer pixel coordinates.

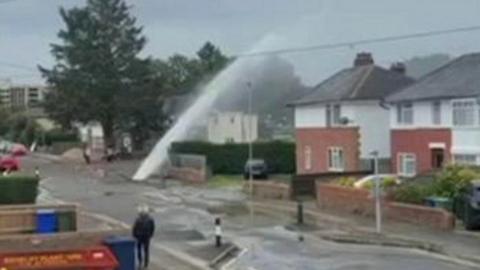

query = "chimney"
[
  {"left": 354, "top": 52, "right": 374, "bottom": 67},
  {"left": 390, "top": 62, "right": 406, "bottom": 74}
]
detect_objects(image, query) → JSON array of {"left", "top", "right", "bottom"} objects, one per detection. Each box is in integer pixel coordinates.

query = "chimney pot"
[
  {"left": 354, "top": 52, "right": 374, "bottom": 67},
  {"left": 390, "top": 62, "right": 406, "bottom": 74}
]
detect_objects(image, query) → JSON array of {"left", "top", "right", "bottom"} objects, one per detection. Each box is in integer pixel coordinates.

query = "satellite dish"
[{"left": 340, "top": 117, "right": 351, "bottom": 125}]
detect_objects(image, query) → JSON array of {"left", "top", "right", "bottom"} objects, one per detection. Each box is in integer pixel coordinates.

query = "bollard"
[
  {"left": 297, "top": 200, "right": 304, "bottom": 225},
  {"left": 35, "top": 167, "right": 40, "bottom": 179},
  {"left": 215, "top": 217, "right": 222, "bottom": 248}
]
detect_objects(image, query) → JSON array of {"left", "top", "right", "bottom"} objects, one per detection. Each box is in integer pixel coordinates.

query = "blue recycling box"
[
  {"left": 104, "top": 236, "right": 136, "bottom": 270},
  {"left": 36, "top": 209, "right": 58, "bottom": 234}
]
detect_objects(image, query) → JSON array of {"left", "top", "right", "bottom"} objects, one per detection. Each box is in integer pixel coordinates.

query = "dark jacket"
[{"left": 133, "top": 214, "right": 155, "bottom": 241}]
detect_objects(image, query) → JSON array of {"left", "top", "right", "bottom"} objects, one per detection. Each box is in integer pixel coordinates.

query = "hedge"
[
  {"left": 0, "top": 175, "right": 39, "bottom": 205},
  {"left": 170, "top": 141, "right": 295, "bottom": 174},
  {"left": 43, "top": 130, "right": 79, "bottom": 146}
]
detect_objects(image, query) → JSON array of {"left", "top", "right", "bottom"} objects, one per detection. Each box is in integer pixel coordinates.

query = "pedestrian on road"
[
  {"left": 133, "top": 205, "right": 155, "bottom": 269},
  {"left": 83, "top": 146, "right": 91, "bottom": 165}
]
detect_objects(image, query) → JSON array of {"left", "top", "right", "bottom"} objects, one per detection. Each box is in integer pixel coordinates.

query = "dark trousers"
[{"left": 137, "top": 238, "right": 150, "bottom": 267}]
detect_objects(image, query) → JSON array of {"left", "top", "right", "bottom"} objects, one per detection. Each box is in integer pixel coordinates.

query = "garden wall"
[
  {"left": 316, "top": 183, "right": 455, "bottom": 230},
  {"left": 246, "top": 181, "right": 291, "bottom": 200}
]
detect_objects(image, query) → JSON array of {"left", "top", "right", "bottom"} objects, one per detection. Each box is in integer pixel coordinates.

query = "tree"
[{"left": 40, "top": 0, "right": 148, "bottom": 146}]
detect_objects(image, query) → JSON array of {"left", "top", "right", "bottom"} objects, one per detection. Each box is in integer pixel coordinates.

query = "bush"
[
  {"left": 43, "top": 130, "right": 79, "bottom": 146},
  {"left": 392, "top": 184, "right": 436, "bottom": 204},
  {"left": 170, "top": 141, "right": 295, "bottom": 174},
  {"left": 0, "top": 175, "right": 39, "bottom": 204},
  {"left": 433, "top": 165, "right": 480, "bottom": 198},
  {"left": 335, "top": 177, "right": 356, "bottom": 187},
  {"left": 362, "top": 176, "right": 399, "bottom": 190}
]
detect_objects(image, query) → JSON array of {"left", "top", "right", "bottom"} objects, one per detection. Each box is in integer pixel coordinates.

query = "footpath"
[{"left": 252, "top": 199, "right": 480, "bottom": 267}]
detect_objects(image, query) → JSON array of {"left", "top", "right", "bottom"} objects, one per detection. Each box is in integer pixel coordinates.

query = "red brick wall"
[
  {"left": 296, "top": 127, "right": 360, "bottom": 174},
  {"left": 391, "top": 129, "right": 451, "bottom": 174},
  {"left": 316, "top": 183, "right": 455, "bottom": 230}
]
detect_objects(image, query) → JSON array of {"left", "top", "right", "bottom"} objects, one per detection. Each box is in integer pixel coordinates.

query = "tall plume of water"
[{"left": 132, "top": 35, "right": 282, "bottom": 181}]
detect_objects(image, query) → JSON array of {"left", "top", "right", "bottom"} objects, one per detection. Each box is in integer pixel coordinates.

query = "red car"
[
  {"left": 10, "top": 144, "right": 28, "bottom": 156},
  {"left": 0, "top": 155, "right": 20, "bottom": 172}
]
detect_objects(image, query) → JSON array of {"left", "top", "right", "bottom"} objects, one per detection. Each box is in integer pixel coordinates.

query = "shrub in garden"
[
  {"left": 335, "top": 177, "right": 356, "bottom": 187},
  {"left": 392, "top": 183, "right": 436, "bottom": 204},
  {"left": 433, "top": 165, "right": 480, "bottom": 198}
]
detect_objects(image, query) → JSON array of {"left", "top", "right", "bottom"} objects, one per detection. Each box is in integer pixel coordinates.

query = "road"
[{"left": 23, "top": 156, "right": 479, "bottom": 270}]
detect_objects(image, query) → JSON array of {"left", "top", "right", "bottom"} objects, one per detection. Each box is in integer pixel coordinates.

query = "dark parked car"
[
  {"left": 455, "top": 180, "right": 480, "bottom": 230},
  {"left": 244, "top": 159, "right": 268, "bottom": 180}
]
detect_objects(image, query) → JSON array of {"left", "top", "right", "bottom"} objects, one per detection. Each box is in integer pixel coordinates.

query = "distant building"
[
  {"left": 208, "top": 111, "right": 258, "bottom": 143},
  {"left": 0, "top": 84, "right": 49, "bottom": 112}
]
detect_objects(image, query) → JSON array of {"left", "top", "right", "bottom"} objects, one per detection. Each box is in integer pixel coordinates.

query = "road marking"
[{"left": 221, "top": 248, "right": 247, "bottom": 270}]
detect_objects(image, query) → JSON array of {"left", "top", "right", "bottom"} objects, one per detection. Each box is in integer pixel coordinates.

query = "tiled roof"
[
  {"left": 291, "top": 65, "right": 414, "bottom": 106},
  {"left": 387, "top": 53, "right": 480, "bottom": 103}
]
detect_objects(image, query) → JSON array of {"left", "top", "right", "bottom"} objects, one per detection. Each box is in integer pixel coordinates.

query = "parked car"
[
  {"left": 0, "top": 155, "right": 20, "bottom": 172},
  {"left": 10, "top": 144, "right": 28, "bottom": 156},
  {"left": 354, "top": 174, "right": 401, "bottom": 189},
  {"left": 244, "top": 159, "right": 268, "bottom": 180},
  {"left": 454, "top": 180, "right": 480, "bottom": 230}
]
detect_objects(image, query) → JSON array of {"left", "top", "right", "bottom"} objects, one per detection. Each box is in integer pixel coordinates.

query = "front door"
[{"left": 431, "top": 148, "right": 444, "bottom": 169}]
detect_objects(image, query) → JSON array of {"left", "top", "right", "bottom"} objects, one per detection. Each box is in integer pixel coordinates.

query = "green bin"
[
  {"left": 425, "top": 196, "right": 453, "bottom": 212},
  {"left": 57, "top": 211, "right": 77, "bottom": 232}
]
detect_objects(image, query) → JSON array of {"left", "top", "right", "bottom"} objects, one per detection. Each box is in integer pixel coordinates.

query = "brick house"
[
  {"left": 387, "top": 53, "right": 480, "bottom": 177},
  {"left": 290, "top": 53, "right": 414, "bottom": 175}
]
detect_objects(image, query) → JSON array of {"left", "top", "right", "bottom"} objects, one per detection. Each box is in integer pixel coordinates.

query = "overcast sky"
[{"left": 1, "top": 0, "right": 480, "bottom": 85}]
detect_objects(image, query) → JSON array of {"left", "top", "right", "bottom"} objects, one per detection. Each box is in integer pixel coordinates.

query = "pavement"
[{"left": 21, "top": 155, "right": 480, "bottom": 270}]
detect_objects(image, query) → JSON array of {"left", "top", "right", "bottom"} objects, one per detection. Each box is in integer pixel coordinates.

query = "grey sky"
[{"left": 1, "top": 0, "right": 480, "bottom": 85}]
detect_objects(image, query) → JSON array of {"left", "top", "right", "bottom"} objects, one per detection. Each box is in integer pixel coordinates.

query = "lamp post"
[
  {"left": 370, "top": 150, "right": 382, "bottom": 234},
  {"left": 247, "top": 82, "right": 253, "bottom": 197}
]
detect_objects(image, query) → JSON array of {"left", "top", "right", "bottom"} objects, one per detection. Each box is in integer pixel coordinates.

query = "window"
[
  {"left": 454, "top": 154, "right": 477, "bottom": 166},
  {"left": 432, "top": 101, "right": 441, "bottom": 125},
  {"left": 397, "top": 103, "right": 413, "bottom": 124},
  {"left": 326, "top": 104, "right": 341, "bottom": 126},
  {"left": 328, "top": 147, "right": 344, "bottom": 171},
  {"left": 304, "top": 146, "right": 312, "bottom": 170},
  {"left": 452, "top": 100, "right": 475, "bottom": 126},
  {"left": 398, "top": 153, "right": 416, "bottom": 177}
]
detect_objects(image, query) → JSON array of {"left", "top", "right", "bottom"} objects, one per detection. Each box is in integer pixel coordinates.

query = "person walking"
[{"left": 133, "top": 205, "right": 155, "bottom": 269}]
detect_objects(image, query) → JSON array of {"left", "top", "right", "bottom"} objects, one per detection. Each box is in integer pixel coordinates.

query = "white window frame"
[
  {"left": 397, "top": 153, "right": 416, "bottom": 177},
  {"left": 328, "top": 147, "right": 345, "bottom": 171},
  {"left": 326, "top": 104, "right": 342, "bottom": 127},
  {"left": 452, "top": 99, "right": 476, "bottom": 127},
  {"left": 397, "top": 103, "right": 413, "bottom": 125},
  {"left": 432, "top": 101, "right": 441, "bottom": 125},
  {"left": 453, "top": 154, "right": 478, "bottom": 166},
  {"left": 304, "top": 146, "right": 312, "bottom": 171}
]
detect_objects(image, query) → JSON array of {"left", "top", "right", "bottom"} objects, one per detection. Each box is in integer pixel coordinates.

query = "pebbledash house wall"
[{"left": 294, "top": 101, "right": 392, "bottom": 174}]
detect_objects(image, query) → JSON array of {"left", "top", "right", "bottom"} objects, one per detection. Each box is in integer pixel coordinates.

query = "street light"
[
  {"left": 370, "top": 150, "right": 382, "bottom": 234},
  {"left": 247, "top": 81, "right": 253, "bottom": 197}
]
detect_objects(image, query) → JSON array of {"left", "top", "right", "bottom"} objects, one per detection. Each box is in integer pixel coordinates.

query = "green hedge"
[
  {"left": 43, "top": 131, "right": 79, "bottom": 146},
  {"left": 0, "top": 175, "right": 39, "bottom": 205},
  {"left": 170, "top": 141, "right": 295, "bottom": 174}
]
